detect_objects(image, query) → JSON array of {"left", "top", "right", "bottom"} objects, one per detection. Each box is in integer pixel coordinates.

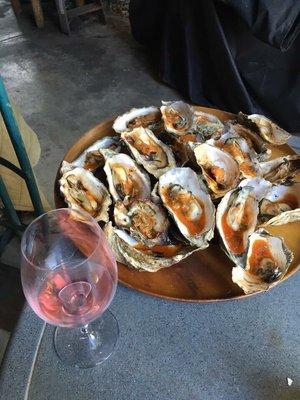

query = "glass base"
[{"left": 54, "top": 310, "right": 119, "bottom": 368}]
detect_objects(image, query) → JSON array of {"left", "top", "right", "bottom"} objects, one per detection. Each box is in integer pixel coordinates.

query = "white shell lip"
[
  {"left": 238, "top": 177, "right": 272, "bottom": 201},
  {"left": 113, "top": 106, "right": 160, "bottom": 133}
]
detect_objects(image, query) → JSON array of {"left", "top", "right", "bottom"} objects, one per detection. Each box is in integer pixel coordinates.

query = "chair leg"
[
  {"left": 10, "top": 0, "right": 22, "bottom": 15},
  {"left": 30, "top": 0, "right": 44, "bottom": 28},
  {"left": 55, "top": 0, "right": 71, "bottom": 35}
]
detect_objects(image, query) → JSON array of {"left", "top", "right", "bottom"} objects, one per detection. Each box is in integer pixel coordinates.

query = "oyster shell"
[
  {"left": 216, "top": 185, "right": 259, "bottom": 265},
  {"left": 161, "top": 101, "right": 194, "bottom": 136},
  {"left": 104, "top": 222, "right": 197, "bottom": 272},
  {"left": 193, "top": 110, "right": 224, "bottom": 139},
  {"left": 158, "top": 167, "right": 215, "bottom": 248},
  {"left": 260, "top": 155, "right": 300, "bottom": 183},
  {"left": 212, "top": 134, "right": 260, "bottom": 178},
  {"left": 60, "top": 167, "right": 111, "bottom": 222},
  {"left": 226, "top": 121, "right": 271, "bottom": 161},
  {"left": 72, "top": 136, "right": 121, "bottom": 171},
  {"left": 121, "top": 127, "right": 176, "bottom": 178},
  {"left": 259, "top": 182, "right": 300, "bottom": 223},
  {"left": 103, "top": 153, "right": 151, "bottom": 205},
  {"left": 193, "top": 143, "right": 240, "bottom": 198},
  {"left": 114, "top": 200, "right": 169, "bottom": 245},
  {"left": 247, "top": 114, "right": 290, "bottom": 145},
  {"left": 232, "top": 229, "right": 293, "bottom": 294},
  {"left": 113, "top": 106, "right": 162, "bottom": 133}
]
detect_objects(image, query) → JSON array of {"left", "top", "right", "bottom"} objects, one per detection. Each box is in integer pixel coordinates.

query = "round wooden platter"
[{"left": 54, "top": 106, "right": 300, "bottom": 302}]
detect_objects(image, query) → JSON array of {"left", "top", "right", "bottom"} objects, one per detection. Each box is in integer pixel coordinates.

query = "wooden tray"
[{"left": 54, "top": 106, "right": 300, "bottom": 302}]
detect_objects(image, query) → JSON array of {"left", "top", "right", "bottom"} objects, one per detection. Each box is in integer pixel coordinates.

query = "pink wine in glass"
[
  {"left": 21, "top": 208, "right": 119, "bottom": 368},
  {"left": 33, "top": 263, "right": 115, "bottom": 327}
]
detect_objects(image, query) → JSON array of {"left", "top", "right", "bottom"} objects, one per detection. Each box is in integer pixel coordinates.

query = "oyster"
[
  {"left": 232, "top": 229, "right": 293, "bottom": 294},
  {"left": 193, "top": 143, "right": 240, "bottom": 198},
  {"left": 72, "top": 136, "right": 121, "bottom": 171},
  {"left": 103, "top": 153, "right": 151, "bottom": 205},
  {"left": 226, "top": 121, "right": 271, "bottom": 161},
  {"left": 247, "top": 114, "right": 290, "bottom": 145},
  {"left": 114, "top": 200, "right": 169, "bottom": 245},
  {"left": 193, "top": 110, "right": 224, "bottom": 139},
  {"left": 158, "top": 167, "right": 215, "bottom": 248},
  {"left": 260, "top": 155, "right": 300, "bottom": 183},
  {"left": 216, "top": 185, "right": 259, "bottom": 265},
  {"left": 259, "top": 182, "right": 300, "bottom": 223},
  {"left": 104, "top": 222, "right": 197, "bottom": 272},
  {"left": 161, "top": 101, "right": 194, "bottom": 136},
  {"left": 113, "top": 106, "right": 162, "bottom": 133},
  {"left": 121, "top": 127, "right": 176, "bottom": 178},
  {"left": 60, "top": 167, "right": 111, "bottom": 222}
]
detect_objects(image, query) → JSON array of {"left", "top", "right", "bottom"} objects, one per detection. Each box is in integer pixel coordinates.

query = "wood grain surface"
[{"left": 54, "top": 106, "right": 300, "bottom": 302}]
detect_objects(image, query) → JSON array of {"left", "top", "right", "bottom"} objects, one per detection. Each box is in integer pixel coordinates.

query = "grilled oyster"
[
  {"left": 158, "top": 167, "right": 215, "bottom": 248},
  {"left": 161, "top": 101, "right": 194, "bottom": 136},
  {"left": 114, "top": 200, "right": 169, "bottom": 245},
  {"left": 259, "top": 182, "right": 300, "bottom": 222},
  {"left": 216, "top": 185, "right": 259, "bottom": 265},
  {"left": 260, "top": 155, "right": 300, "bottom": 183},
  {"left": 60, "top": 167, "right": 111, "bottom": 222},
  {"left": 72, "top": 136, "right": 121, "bottom": 171},
  {"left": 104, "top": 222, "right": 197, "bottom": 272},
  {"left": 226, "top": 122, "right": 271, "bottom": 161},
  {"left": 193, "top": 143, "right": 240, "bottom": 198},
  {"left": 121, "top": 127, "right": 176, "bottom": 178},
  {"left": 247, "top": 114, "right": 290, "bottom": 145},
  {"left": 113, "top": 106, "right": 162, "bottom": 133},
  {"left": 232, "top": 229, "right": 293, "bottom": 294},
  {"left": 103, "top": 153, "right": 151, "bottom": 205},
  {"left": 193, "top": 110, "right": 224, "bottom": 139}
]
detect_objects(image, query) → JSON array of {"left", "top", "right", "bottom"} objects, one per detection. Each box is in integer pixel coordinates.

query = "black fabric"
[{"left": 129, "top": 0, "right": 300, "bottom": 132}]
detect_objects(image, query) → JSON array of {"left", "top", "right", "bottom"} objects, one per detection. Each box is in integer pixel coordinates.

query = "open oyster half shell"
[
  {"left": 247, "top": 114, "right": 290, "bottom": 145},
  {"left": 60, "top": 167, "right": 111, "bottom": 222},
  {"left": 232, "top": 229, "right": 293, "bottom": 294},
  {"left": 103, "top": 153, "right": 151, "bottom": 205},
  {"left": 192, "top": 109, "right": 224, "bottom": 139},
  {"left": 104, "top": 222, "right": 197, "bottom": 272},
  {"left": 193, "top": 143, "right": 240, "bottom": 199},
  {"left": 122, "top": 127, "right": 176, "bottom": 178},
  {"left": 158, "top": 167, "right": 215, "bottom": 248},
  {"left": 259, "top": 155, "right": 300, "bottom": 183},
  {"left": 113, "top": 106, "right": 162, "bottom": 133},
  {"left": 161, "top": 101, "right": 194, "bottom": 136}
]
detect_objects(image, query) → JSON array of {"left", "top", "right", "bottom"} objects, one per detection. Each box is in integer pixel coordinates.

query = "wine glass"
[{"left": 21, "top": 208, "right": 119, "bottom": 368}]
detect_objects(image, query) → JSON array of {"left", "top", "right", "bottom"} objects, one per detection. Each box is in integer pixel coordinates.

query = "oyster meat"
[
  {"left": 193, "top": 110, "right": 224, "bottom": 139},
  {"left": 259, "top": 155, "right": 300, "bottom": 183},
  {"left": 259, "top": 182, "right": 300, "bottom": 224},
  {"left": 161, "top": 101, "right": 194, "bottom": 136},
  {"left": 60, "top": 167, "right": 111, "bottom": 222},
  {"left": 72, "top": 136, "right": 121, "bottom": 171},
  {"left": 122, "top": 127, "right": 176, "bottom": 178},
  {"left": 104, "top": 153, "right": 151, "bottom": 205},
  {"left": 216, "top": 185, "right": 259, "bottom": 265},
  {"left": 158, "top": 167, "right": 215, "bottom": 248},
  {"left": 104, "top": 222, "right": 197, "bottom": 272},
  {"left": 247, "top": 114, "right": 290, "bottom": 145},
  {"left": 193, "top": 143, "right": 240, "bottom": 198},
  {"left": 114, "top": 200, "right": 169, "bottom": 245},
  {"left": 232, "top": 229, "right": 293, "bottom": 294}
]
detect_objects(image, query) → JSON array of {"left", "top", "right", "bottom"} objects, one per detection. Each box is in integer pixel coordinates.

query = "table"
[{"left": 1, "top": 273, "right": 299, "bottom": 400}]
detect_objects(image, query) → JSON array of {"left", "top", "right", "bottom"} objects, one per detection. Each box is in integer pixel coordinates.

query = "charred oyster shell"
[{"left": 259, "top": 155, "right": 300, "bottom": 183}]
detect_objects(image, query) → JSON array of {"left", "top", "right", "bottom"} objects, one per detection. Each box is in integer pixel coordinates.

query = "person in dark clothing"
[{"left": 129, "top": 0, "right": 300, "bottom": 132}]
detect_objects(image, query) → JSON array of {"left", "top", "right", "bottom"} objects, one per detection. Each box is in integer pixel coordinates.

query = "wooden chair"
[{"left": 10, "top": 0, "right": 44, "bottom": 29}]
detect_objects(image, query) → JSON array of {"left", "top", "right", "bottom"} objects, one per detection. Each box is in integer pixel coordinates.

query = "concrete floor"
[{"left": 0, "top": 0, "right": 179, "bottom": 357}]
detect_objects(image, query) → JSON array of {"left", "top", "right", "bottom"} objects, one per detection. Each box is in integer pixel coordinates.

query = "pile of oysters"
[{"left": 59, "top": 101, "right": 300, "bottom": 294}]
